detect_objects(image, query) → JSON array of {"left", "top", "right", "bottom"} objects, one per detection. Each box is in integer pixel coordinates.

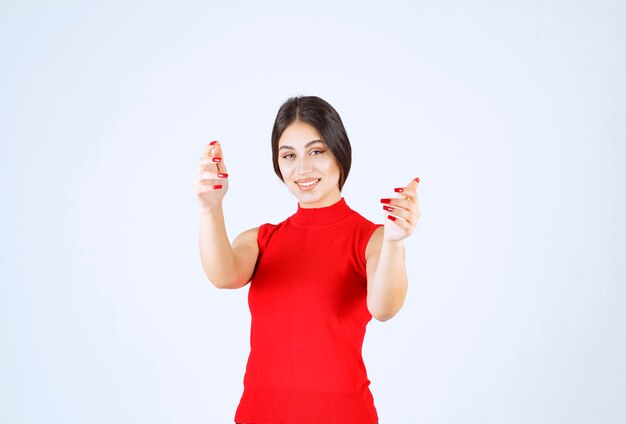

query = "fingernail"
[
  {"left": 210, "top": 140, "right": 219, "bottom": 145},
  {"left": 383, "top": 205, "right": 394, "bottom": 212},
  {"left": 217, "top": 173, "right": 229, "bottom": 178},
  {"left": 387, "top": 215, "right": 397, "bottom": 221},
  {"left": 212, "top": 157, "right": 222, "bottom": 163},
  {"left": 380, "top": 198, "right": 392, "bottom": 204},
  {"left": 414, "top": 177, "right": 420, "bottom": 183},
  {"left": 212, "top": 184, "right": 222, "bottom": 189},
  {"left": 394, "top": 187, "right": 404, "bottom": 193}
]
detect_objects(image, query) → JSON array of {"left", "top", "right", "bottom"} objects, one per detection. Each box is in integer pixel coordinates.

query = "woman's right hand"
[{"left": 193, "top": 140, "right": 229, "bottom": 212}]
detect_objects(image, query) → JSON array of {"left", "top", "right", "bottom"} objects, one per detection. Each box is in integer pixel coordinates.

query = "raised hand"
[
  {"left": 193, "top": 140, "right": 229, "bottom": 212},
  {"left": 380, "top": 177, "right": 421, "bottom": 242}
]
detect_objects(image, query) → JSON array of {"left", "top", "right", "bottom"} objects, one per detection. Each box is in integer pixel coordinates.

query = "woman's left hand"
[{"left": 380, "top": 177, "right": 421, "bottom": 242}]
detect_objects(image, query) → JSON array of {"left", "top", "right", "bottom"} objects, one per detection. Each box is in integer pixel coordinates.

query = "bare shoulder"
[
  {"left": 365, "top": 226, "right": 385, "bottom": 261},
  {"left": 234, "top": 226, "right": 260, "bottom": 239},
  {"left": 233, "top": 226, "right": 260, "bottom": 248}
]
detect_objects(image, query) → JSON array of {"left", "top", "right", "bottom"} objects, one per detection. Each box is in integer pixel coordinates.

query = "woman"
[{"left": 193, "top": 96, "right": 420, "bottom": 424}]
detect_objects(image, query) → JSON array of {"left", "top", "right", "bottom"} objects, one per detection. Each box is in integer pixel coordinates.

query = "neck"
[
  {"left": 298, "top": 191, "right": 342, "bottom": 209},
  {"left": 291, "top": 197, "right": 353, "bottom": 226}
]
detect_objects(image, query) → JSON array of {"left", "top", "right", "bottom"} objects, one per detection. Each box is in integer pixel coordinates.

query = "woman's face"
[{"left": 277, "top": 120, "right": 342, "bottom": 209}]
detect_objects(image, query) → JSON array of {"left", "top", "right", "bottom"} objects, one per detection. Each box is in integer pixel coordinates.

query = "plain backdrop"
[{"left": 1, "top": 1, "right": 625, "bottom": 423}]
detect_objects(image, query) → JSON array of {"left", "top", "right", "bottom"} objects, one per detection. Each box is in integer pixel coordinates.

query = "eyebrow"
[{"left": 279, "top": 139, "right": 323, "bottom": 151}]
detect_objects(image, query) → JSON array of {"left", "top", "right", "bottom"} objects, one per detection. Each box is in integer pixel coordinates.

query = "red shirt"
[{"left": 234, "top": 198, "right": 382, "bottom": 424}]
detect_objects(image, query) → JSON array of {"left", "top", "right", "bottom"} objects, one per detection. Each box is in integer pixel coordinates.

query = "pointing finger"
[
  {"left": 199, "top": 156, "right": 223, "bottom": 166},
  {"left": 198, "top": 171, "right": 229, "bottom": 181},
  {"left": 201, "top": 141, "right": 227, "bottom": 174},
  {"left": 207, "top": 142, "right": 223, "bottom": 160},
  {"left": 203, "top": 140, "right": 219, "bottom": 155},
  {"left": 396, "top": 188, "right": 418, "bottom": 203},
  {"left": 407, "top": 177, "right": 420, "bottom": 190}
]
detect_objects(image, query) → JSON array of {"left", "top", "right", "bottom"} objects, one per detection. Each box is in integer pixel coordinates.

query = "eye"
[
  {"left": 282, "top": 153, "right": 295, "bottom": 159},
  {"left": 310, "top": 149, "right": 325, "bottom": 156}
]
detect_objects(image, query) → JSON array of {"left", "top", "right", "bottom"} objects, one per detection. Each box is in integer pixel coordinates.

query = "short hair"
[{"left": 271, "top": 96, "right": 352, "bottom": 191}]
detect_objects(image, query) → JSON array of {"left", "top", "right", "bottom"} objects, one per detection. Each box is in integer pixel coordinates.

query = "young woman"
[{"left": 193, "top": 96, "right": 420, "bottom": 424}]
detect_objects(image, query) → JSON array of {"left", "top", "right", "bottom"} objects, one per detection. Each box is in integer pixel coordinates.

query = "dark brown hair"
[{"left": 271, "top": 96, "right": 352, "bottom": 191}]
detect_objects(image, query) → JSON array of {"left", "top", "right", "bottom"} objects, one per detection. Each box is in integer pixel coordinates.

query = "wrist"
[
  {"left": 382, "top": 238, "right": 405, "bottom": 250},
  {"left": 199, "top": 204, "right": 223, "bottom": 216}
]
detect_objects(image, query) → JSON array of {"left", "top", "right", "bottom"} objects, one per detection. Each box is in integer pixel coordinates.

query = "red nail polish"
[
  {"left": 212, "top": 184, "right": 222, "bottom": 189},
  {"left": 217, "top": 173, "right": 228, "bottom": 178},
  {"left": 210, "top": 140, "right": 219, "bottom": 145},
  {"left": 212, "top": 157, "right": 222, "bottom": 163},
  {"left": 387, "top": 215, "right": 397, "bottom": 221},
  {"left": 414, "top": 177, "right": 420, "bottom": 183},
  {"left": 380, "top": 198, "right": 392, "bottom": 204},
  {"left": 394, "top": 188, "right": 404, "bottom": 193},
  {"left": 383, "top": 205, "right": 394, "bottom": 212}
]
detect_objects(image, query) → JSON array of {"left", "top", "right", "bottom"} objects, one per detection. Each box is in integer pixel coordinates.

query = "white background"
[{"left": 1, "top": 1, "right": 625, "bottom": 423}]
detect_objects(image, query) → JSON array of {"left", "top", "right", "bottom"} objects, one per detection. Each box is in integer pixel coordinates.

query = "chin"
[
  {"left": 293, "top": 191, "right": 321, "bottom": 204},
  {"left": 293, "top": 189, "right": 340, "bottom": 209},
  {"left": 287, "top": 186, "right": 314, "bottom": 201}
]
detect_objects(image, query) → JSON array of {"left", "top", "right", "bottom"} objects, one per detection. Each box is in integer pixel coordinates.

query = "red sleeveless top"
[{"left": 234, "top": 198, "right": 382, "bottom": 424}]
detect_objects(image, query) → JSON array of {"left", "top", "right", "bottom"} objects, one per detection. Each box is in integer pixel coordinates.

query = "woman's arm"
[
  {"left": 365, "top": 177, "right": 421, "bottom": 321},
  {"left": 365, "top": 229, "right": 407, "bottom": 321},
  {"left": 194, "top": 141, "right": 260, "bottom": 289},
  {"left": 199, "top": 209, "right": 259, "bottom": 289}
]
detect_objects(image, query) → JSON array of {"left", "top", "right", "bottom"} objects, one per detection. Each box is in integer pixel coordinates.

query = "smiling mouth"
[{"left": 296, "top": 179, "right": 320, "bottom": 190}]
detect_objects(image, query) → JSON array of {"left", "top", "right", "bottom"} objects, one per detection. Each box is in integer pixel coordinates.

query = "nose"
[{"left": 297, "top": 155, "right": 313, "bottom": 175}]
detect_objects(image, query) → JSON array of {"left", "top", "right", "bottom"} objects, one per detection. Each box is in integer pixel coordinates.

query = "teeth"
[{"left": 297, "top": 179, "right": 319, "bottom": 187}]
